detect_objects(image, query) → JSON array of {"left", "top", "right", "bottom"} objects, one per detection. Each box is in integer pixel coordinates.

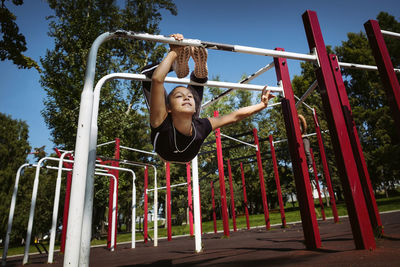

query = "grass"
[{"left": 2, "top": 195, "right": 399, "bottom": 258}]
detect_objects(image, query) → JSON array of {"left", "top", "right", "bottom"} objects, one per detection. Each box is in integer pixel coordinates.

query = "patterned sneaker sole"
[
  {"left": 191, "top": 47, "right": 208, "bottom": 79},
  {"left": 174, "top": 46, "right": 190, "bottom": 78}
]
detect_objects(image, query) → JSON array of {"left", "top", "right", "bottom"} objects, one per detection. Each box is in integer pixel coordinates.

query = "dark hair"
[{"left": 167, "top": 86, "right": 200, "bottom": 117}]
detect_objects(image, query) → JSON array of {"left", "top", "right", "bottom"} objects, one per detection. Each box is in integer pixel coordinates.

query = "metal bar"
[
  {"left": 253, "top": 128, "right": 270, "bottom": 230},
  {"left": 310, "top": 148, "right": 326, "bottom": 220},
  {"left": 211, "top": 181, "right": 218, "bottom": 233},
  {"left": 186, "top": 163, "right": 194, "bottom": 236},
  {"left": 202, "top": 62, "right": 275, "bottom": 108},
  {"left": 191, "top": 156, "right": 202, "bottom": 252},
  {"left": 96, "top": 140, "right": 116, "bottom": 147},
  {"left": 338, "top": 61, "right": 400, "bottom": 73},
  {"left": 381, "top": 29, "right": 400, "bottom": 38},
  {"left": 273, "top": 131, "right": 329, "bottom": 144},
  {"left": 120, "top": 145, "right": 157, "bottom": 156},
  {"left": 220, "top": 133, "right": 258, "bottom": 149},
  {"left": 144, "top": 167, "right": 148, "bottom": 243},
  {"left": 214, "top": 111, "right": 230, "bottom": 237},
  {"left": 240, "top": 163, "right": 250, "bottom": 230},
  {"left": 295, "top": 80, "right": 318, "bottom": 108},
  {"left": 312, "top": 109, "right": 339, "bottom": 223},
  {"left": 365, "top": 20, "right": 400, "bottom": 135},
  {"left": 227, "top": 160, "right": 237, "bottom": 232},
  {"left": 330, "top": 54, "right": 383, "bottom": 234},
  {"left": 274, "top": 44, "right": 321, "bottom": 249},
  {"left": 269, "top": 135, "right": 286, "bottom": 228},
  {"left": 303, "top": 10, "right": 375, "bottom": 250},
  {"left": 166, "top": 163, "right": 172, "bottom": 241}
]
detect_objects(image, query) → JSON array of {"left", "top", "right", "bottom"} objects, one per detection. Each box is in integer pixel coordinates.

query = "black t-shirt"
[{"left": 150, "top": 114, "right": 213, "bottom": 163}]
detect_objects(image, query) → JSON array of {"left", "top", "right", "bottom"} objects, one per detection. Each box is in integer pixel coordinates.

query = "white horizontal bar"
[
  {"left": 97, "top": 73, "right": 282, "bottom": 92},
  {"left": 234, "top": 45, "right": 317, "bottom": 62},
  {"left": 272, "top": 130, "right": 329, "bottom": 144},
  {"left": 96, "top": 140, "right": 116, "bottom": 148},
  {"left": 120, "top": 145, "right": 157, "bottom": 156},
  {"left": 381, "top": 30, "right": 400, "bottom": 39},
  {"left": 339, "top": 61, "right": 400, "bottom": 73},
  {"left": 148, "top": 182, "right": 188, "bottom": 192},
  {"left": 220, "top": 133, "right": 257, "bottom": 149}
]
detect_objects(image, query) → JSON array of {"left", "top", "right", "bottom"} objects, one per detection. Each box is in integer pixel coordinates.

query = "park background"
[{"left": 1, "top": 0, "right": 399, "bottom": 255}]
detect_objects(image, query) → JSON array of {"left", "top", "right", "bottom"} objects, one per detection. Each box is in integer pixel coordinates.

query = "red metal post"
[
  {"left": 273, "top": 47, "right": 320, "bottom": 249},
  {"left": 329, "top": 55, "right": 383, "bottom": 235},
  {"left": 107, "top": 138, "right": 120, "bottom": 249},
  {"left": 186, "top": 163, "right": 194, "bottom": 236},
  {"left": 214, "top": 110, "right": 230, "bottom": 236},
  {"left": 312, "top": 109, "right": 339, "bottom": 223},
  {"left": 253, "top": 128, "right": 270, "bottom": 230},
  {"left": 310, "top": 148, "right": 326, "bottom": 221},
  {"left": 198, "top": 186, "right": 203, "bottom": 234},
  {"left": 227, "top": 159, "right": 237, "bottom": 232},
  {"left": 269, "top": 135, "right": 286, "bottom": 228},
  {"left": 144, "top": 166, "right": 148, "bottom": 243},
  {"left": 364, "top": 20, "right": 400, "bottom": 136},
  {"left": 240, "top": 163, "right": 250, "bottom": 230},
  {"left": 55, "top": 148, "right": 73, "bottom": 253},
  {"left": 211, "top": 181, "right": 217, "bottom": 233},
  {"left": 303, "top": 10, "right": 375, "bottom": 249},
  {"left": 166, "top": 162, "right": 172, "bottom": 241}
]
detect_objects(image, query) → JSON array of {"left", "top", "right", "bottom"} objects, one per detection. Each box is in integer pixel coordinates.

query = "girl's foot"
[
  {"left": 173, "top": 46, "right": 190, "bottom": 78},
  {"left": 191, "top": 47, "right": 208, "bottom": 79}
]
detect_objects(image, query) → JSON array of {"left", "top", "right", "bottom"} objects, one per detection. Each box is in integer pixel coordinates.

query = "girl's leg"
[
  {"left": 189, "top": 47, "right": 208, "bottom": 117},
  {"left": 141, "top": 63, "right": 170, "bottom": 111}
]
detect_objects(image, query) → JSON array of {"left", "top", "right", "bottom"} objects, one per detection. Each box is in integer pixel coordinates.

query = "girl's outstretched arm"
[
  {"left": 150, "top": 34, "right": 184, "bottom": 128},
  {"left": 208, "top": 87, "right": 275, "bottom": 130}
]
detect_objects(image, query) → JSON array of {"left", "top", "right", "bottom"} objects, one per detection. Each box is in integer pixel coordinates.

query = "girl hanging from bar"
[{"left": 141, "top": 33, "right": 275, "bottom": 163}]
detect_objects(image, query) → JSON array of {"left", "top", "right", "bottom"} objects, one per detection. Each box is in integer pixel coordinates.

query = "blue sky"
[{"left": 1, "top": 0, "right": 399, "bottom": 161}]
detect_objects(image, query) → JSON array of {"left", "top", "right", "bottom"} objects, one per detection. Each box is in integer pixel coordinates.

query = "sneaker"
[
  {"left": 172, "top": 46, "right": 190, "bottom": 78},
  {"left": 191, "top": 46, "right": 208, "bottom": 79}
]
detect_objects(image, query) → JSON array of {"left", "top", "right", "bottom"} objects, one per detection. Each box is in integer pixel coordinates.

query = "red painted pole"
[
  {"left": 166, "top": 162, "right": 172, "bottom": 241},
  {"left": 214, "top": 110, "right": 230, "bottom": 237},
  {"left": 310, "top": 148, "right": 326, "bottom": 220},
  {"left": 303, "top": 10, "right": 375, "bottom": 250},
  {"left": 273, "top": 47, "right": 321, "bottom": 249},
  {"left": 364, "top": 20, "right": 400, "bottom": 136},
  {"left": 57, "top": 151, "right": 73, "bottom": 253},
  {"left": 329, "top": 55, "right": 383, "bottom": 235},
  {"left": 227, "top": 159, "right": 237, "bottom": 232},
  {"left": 253, "top": 128, "right": 270, "bottom": 230},
  {"left": 269, "top": 135, "right": 286, "bottom": 228},
  {"left": 312, "top": 109, "right": 339, "bottom": 223},
  {"left": 211, "top": 181, "right": 217, "bottom": 233},
  {"left": 186, "top": 163, "right": 194, "bottom": 236},
  {"left": 240, "top": 163, "right": 250, "bottom": 230},
  {"left": 144, "top": 166, "right": 148, "bottom": 243}
]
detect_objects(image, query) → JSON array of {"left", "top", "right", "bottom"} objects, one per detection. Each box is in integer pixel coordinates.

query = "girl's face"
[{"left": 168, "top": 87, "right": 196, "bottom": 115}]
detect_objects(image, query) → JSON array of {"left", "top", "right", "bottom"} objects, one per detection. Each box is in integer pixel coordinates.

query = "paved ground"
[{"left": 5, "top": 211, "right": 400, "bottom": 266}]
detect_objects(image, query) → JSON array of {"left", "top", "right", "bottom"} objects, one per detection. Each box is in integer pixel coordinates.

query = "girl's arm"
[
  {"left": 208, "top": 87, "right": 275, "bottom": 130},
  {"left": 150, "top": 34, "right": 183, "bottom": 128}
]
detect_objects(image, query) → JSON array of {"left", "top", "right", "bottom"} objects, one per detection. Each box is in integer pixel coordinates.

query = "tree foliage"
[
  {"left": 0, "top": 0, "right": 41, "bottom": 71},
  {"left": 0, "top": 112, "right": 30, "bottom": 241}
]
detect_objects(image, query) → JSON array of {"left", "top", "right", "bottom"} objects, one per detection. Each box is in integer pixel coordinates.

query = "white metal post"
[
  {"left": 153, "top": 166, "right": 158, "bottom": 247},
  {"left": 2, "top": 163, "right": 31, "bottom": 266},
  {"left": 48, "top": 151, "right": 73, "bottom": 263},
  {"left": 131, "top": 171, "right": 137, "bottom": 249},
  {"left": 191, "top": 156, "right": 202, "bottom": 252}
]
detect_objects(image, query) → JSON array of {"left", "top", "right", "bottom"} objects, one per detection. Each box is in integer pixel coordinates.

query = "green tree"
[
  {"left": 0, "top": 0, "right": 41, "bottom": 71},
  {"left": 0, "top": 113, "right": 31, "bottom": 242},
  {"left": 334, "top": 12, "right": 400, "bottom": 194}
]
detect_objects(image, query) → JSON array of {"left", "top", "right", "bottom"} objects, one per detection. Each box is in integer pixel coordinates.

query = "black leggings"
[
  {"left": 141, "top": 64, "right": 207, "bottom": 118},
  {"left": 302, "top": 137, "right": 312, "bottom": 166}
]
